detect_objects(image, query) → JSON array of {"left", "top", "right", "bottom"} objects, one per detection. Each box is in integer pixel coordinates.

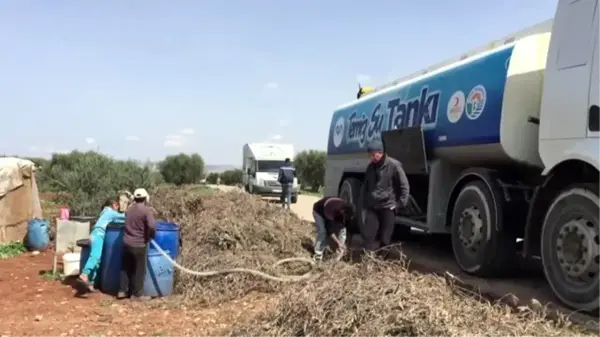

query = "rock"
[
  {"left": 34, "top": 315, "right": 42, "bottom": 322},
  {"left": 529, "top": 298, "right": 543, "bottom": 312},
  {"left": 32, "top": 251, "right": 40, "bottom": 256}
]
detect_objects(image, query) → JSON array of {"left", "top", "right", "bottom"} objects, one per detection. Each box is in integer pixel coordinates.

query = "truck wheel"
[
  {"left": 541, "top": 183, "right": 599, "bottom": 312},
  {"left": 291, "top": 195, "right": 298, "bottom": 204},
  {"left": 339, "top": 177, "right": 363, "bottom": 235},
  {"left": 451, "top": 180, "right": 515, "bottom": 276}
]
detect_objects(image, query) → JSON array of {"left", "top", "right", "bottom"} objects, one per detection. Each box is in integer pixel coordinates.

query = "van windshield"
[{"left": 257, "top": 160, "right": 286, "bottom": 172}]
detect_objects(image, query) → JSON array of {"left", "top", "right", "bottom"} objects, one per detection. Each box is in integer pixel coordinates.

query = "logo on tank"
[
  {"left": 465, "top": 85, "right": 487, "bottom": 120},
  {"left": 332, "top": 117, "right": 345, "bottom": 148},
  {"left": 446, "top": 91, "right": 465, "bottom": 123},
  {"left": 346, "top": 86, "right": 440, "bottom": 148}
]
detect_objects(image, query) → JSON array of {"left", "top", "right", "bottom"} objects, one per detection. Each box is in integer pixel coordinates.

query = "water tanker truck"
[{"left": 324, "top": 0, "right": 599, "bottom": 312}]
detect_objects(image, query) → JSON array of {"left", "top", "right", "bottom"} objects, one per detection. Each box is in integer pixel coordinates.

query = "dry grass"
[
  {"left": 151, "top": 187, "right": 314, "bottom": 306},
  {"left": 151, "top": 187, "right": 594, "bottom": 336},
  {"left": 231, "top": 254, "right": 593, "bottom": 337}
]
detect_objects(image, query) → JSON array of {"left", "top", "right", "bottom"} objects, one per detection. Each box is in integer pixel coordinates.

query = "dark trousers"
[
  {"left": 361, "top": 208, "right": 396, "bottom": 251},
  {"left": 119, "top": 244, "right": 147, "bottom": 297}
]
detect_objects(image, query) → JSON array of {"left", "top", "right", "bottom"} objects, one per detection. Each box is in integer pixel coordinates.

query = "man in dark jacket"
[
  {"left": 361, "top": 139, "right": 410, "bottom": 251},
  {"left": 117, "top": 188, "right": 156, "bottom": 301},
  {"left": 277, "top": 158, "right": 295, "bottom": 210},
  {"left": 312, "top": 196, "right": 355, "bottom": 261}
]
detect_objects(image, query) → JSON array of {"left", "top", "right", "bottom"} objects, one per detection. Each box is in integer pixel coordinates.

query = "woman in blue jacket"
[{"left": 79, "top": 197, "right": 126, "bottom": 291}]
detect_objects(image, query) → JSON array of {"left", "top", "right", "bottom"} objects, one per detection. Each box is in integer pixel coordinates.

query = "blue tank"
[
  {"left": 327, "top": 45, "right": 515, "bottom": 161},
  {"left": 26, "top": 218, "right": 49, "bottom": 251},
  {"left": 143, "top": 249, "right": 174, "bottom": 297},
  {"left": 150, "top": 221, "right": 180, "bottom": 260},
  {"left": 99, "top": 223, "right": 124, "bottom": 295}
]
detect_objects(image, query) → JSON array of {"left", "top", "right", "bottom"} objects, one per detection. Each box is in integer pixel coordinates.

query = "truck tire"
[
  {"left": 291, "top": 195, "right": 298, "bottom": 204},
  {"left": 451, "top": 180, "right": 516, "bottom": 277},
  {"left": 339, "top": 177, "right": 363, "bottom": 235},
  {"left": 541, "top": 183, "right": 599, "bottom": 312}
]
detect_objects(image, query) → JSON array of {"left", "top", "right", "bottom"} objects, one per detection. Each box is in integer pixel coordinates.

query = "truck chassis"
[{"left": 329, "top": 127, "right": 599, "bottom": 312}]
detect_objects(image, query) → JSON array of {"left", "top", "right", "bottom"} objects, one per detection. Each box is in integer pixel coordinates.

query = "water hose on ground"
[{"left": 149, "top": 240, "right": 316, "bottom": 283}]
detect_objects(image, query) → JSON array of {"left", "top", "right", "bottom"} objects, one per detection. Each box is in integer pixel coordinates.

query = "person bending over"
[
  {"left": 312, "top": 196, "right": 355, "bottom": 261},
  {"left": 117, "top": 188, "right": 156, "bottom": 301},
  {"left": 79, "top": 197, "right": 126, "bottom": 291}
]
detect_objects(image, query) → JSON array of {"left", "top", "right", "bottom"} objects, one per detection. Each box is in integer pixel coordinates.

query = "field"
[{"left": 0, "top": 186, "right": 597, "bottom": 336}]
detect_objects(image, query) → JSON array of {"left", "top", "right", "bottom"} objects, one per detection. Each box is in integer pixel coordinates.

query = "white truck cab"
[
  {"left": 242, "top": 143, "right": 299, "bottom": 203},
  {"left": 323, "top": 0, "right": 599, "bottom": 312}
]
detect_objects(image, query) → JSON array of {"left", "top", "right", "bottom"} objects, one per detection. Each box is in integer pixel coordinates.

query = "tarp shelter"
[{"left": 0, "top": 157, "right": 42, "bottom": 243}]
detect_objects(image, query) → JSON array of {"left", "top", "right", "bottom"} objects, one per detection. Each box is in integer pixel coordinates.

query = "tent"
[{"left": 0, "top": 157, "right": 42, "bottom": 244}]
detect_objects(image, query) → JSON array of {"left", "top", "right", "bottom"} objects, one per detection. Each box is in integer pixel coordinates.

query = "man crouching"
[{"left": 312, "top": 196, "right": 355, "bottom": 261}]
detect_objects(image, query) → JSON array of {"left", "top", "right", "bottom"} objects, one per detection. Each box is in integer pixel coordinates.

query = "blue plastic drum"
[
  {"left": 99, "top": 223, "right": 124, "bottom": 295},
  {"left": 151, "top": 221, "right": 181, "bottom": 260},
  {"left": 26, "top": 218, "right": 49, "bottom": 251},
  {"left": 143, "top": 249, "right": 174, "bottom": 297}
]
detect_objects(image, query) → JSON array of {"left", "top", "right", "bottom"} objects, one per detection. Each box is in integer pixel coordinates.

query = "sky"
[{"left": 0, "top": 0, "right": 558, "bottom": 165}]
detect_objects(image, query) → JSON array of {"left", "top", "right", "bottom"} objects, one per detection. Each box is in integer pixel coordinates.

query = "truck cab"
[
  {"left": 242, "top": 143, "right": 299, "bottom": 203},
  {"left": 323, "top": 0, "right": 599, "bottom": 312}
]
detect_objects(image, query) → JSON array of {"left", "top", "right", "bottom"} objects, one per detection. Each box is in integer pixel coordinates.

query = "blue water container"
[
  {"left": 99, "top": 223, "right": 125, "bottom": 295},
  {"left": 151, "top": 221, "right": 181, "bottom": 260},
  {"left": 143, "top": 249, "right": 174, "bottom": 297},
  {"left": 26, "top": 218, "right": 50, "bottom": 251}
]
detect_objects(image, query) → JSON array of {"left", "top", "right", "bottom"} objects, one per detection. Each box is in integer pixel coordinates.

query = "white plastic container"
[{"left": 62, "top": 252, "right": 81, "bottom": 276}]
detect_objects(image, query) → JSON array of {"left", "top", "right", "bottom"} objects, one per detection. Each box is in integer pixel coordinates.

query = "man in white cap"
[{"left": 117, "top": 188, "right": 156, "bottom": 301}]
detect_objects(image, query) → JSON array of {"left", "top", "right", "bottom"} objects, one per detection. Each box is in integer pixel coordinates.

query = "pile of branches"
[
  {"left": 151, "top": 187, "right": 314, "bottom": 306},
  {"left": 231, "top": 257, "right": 592, "bottom": 337}
]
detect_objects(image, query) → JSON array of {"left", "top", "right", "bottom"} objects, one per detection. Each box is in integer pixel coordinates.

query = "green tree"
[
  {"left": 158, "top": 153, "right": 205, "bottom": 186},
  {"left": 39, "top": 151, "right": 161, "bottom": 215},
  {"left": 294, "top": 150, "right": 326, "bottom": 191},
  {"left": 206, "top": 172, "right": 220, "bottom": 184},
  {"left": 219, "top": 169, "right": 243, "bottom": 185},
  {"left": 22, "top": 156, "right": 50, "bottom": 169}
]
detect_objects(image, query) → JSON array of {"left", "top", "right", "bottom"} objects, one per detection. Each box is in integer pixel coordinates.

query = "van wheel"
[
  {"left": 451, "top": 180, "right": 515, "bottom": 276},
  {"left": 291, "top": 195, "right": 298, "bottom": 204},
  {"left": 339, "top": 177, "right": 363, "bottom": 235},
  {"left": 541, "top": 183, "right": 599, "bottom": 312}
]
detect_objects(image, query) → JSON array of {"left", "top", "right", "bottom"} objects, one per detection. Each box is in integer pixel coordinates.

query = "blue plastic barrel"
[
  {"left": 151, "top": 221, "right": 180, "bottom": 260},
  {"left": 99, "top": 223, "right": 124, "bottom": 295},
  {"left": 26, "top": 219, "right": 49, "bottom": 251},
  {"left": 143, "top": 249, "right": 174, "bottom": 297}
]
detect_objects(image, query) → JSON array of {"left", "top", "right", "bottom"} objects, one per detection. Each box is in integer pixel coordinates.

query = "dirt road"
[{"left": 208, "top": 185, "right": 319, "bottom": 221}]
